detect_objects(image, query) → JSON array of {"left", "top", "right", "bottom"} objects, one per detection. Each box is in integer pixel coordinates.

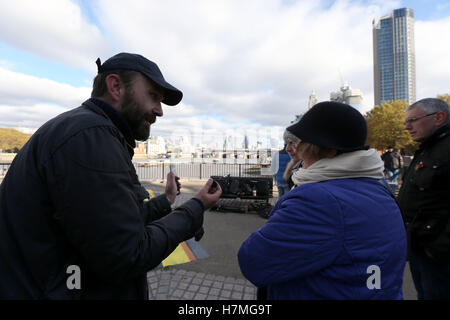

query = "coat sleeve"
[
  {"left": 143, "top": 194, "right": 172, "bottom": 223},
  {"left": 46, "top": 127, "right": 204, "bottom": 284},
  {"left": 237, "top": 183, "right": 344, "bottom": 288}
]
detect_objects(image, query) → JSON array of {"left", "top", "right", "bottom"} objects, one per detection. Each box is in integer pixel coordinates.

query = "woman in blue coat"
[{"left": 238, "top": 102, "right": 407, "bottom": 300}]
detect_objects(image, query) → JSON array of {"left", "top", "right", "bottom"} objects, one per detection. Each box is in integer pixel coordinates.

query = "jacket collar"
[
  {"left": 419, "top": 123, "right": 450, "bottom": 151},
  {"left": 84, "top": 98, "right": 136, "bottom": 157}
]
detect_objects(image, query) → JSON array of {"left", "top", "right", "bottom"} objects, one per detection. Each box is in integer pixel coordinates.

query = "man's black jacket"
[
  {"left": 381, "top": 151, "right": 403, "bottom": 170},
  {"left": 397, "top": 124, "right": 450, "bottom": 263},
  {"left": 0, "top": 100, "right": 204, "bottom": 299}
]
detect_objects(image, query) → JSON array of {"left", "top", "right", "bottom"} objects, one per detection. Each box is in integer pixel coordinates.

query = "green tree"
[
  {"left": 365, "top": 100, "right": 418, "bottom": 154},
  {"left": 437, "top": 93, "right": 450, "bottom": 105}
]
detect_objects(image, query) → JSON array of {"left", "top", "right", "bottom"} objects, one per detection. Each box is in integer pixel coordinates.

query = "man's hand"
[
  {"left": 165, "top": 172, "right": 181, "bottom": 204},
  {"left": 194, "top": 179, "right": 222, "bottom": 210}
]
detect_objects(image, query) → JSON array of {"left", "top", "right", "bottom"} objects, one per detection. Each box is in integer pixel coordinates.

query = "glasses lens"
[{"left": 404, "top": 113, "right": 436, "bottom": 126}]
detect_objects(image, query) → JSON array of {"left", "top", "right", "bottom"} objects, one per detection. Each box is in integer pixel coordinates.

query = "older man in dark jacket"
[
  {"left": 397, "top": 98, "right": 450, "bottom": 300},
  {"left": 0, "top": 53, "right": 222, "bottom": 299}
]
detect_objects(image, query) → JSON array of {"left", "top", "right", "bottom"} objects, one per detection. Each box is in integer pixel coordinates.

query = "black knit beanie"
[{"left": 286, "top": 101, "right": 369, "bottom": 152}]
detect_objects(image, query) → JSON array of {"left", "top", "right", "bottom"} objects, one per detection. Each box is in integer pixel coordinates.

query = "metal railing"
[
  {"left": 134, "top": 162, "right": 272, "bottom": 180},
  {"left": 0, "top": 163, "right": 11, "bottom": 178},
  {"left": 0, "top": 162, "right": 272, "bottom": 181}
]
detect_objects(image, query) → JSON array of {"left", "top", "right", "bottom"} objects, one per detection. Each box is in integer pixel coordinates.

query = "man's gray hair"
[
  {"left": 283, "top": 129, "right": 300, "bottom": 144},
  {"left": 408, "top": 98, "right": 450, "bottom": 124}
]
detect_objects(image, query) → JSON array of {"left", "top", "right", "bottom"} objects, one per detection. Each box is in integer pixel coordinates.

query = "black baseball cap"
[{"left": 96, "top": 52, "right": 183, "bottom": 106}]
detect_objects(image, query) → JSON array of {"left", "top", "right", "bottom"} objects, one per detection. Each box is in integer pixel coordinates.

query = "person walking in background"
[
  {"left": 270, "top": 145, "right": 291, "bottom": 198},
  {"left": 238, "top": 101, "right": 406, "bottom": 300},
  {"left": 381, "top": 146, "right": 403, "bottom": 183},
  {"left": 0, "top": 53, "right": 222, "bottom": 299},
  {"left": 397, "top": 98, "right": 450, "bottom": 300}
]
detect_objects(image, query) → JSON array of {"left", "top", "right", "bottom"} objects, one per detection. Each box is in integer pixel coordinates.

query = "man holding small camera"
[{"left": 0, "top": 53, "right": 222, "bottom": 299}]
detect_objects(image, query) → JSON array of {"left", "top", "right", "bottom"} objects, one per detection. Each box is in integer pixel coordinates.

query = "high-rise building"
[
  {"left": 373, "top": 8, "right": 416, "bottom": 106},
  {"left": 290, "top": 90, "right": 317, "bottom": 125},
  {"left": 330, "top": 82, "right": 364, "bottom": 112},
  {"left": 308, "top": 90, "right": 318, "bottom": 109}
]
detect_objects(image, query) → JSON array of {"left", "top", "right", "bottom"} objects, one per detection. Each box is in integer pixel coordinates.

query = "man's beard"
[{"left": 119, "top": 89, "right": 150, "bottom": 141}]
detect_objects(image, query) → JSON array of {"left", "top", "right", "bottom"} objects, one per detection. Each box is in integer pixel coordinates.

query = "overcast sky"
[{"left": 0, "top": 0, "right": 449, "bottom": 148}]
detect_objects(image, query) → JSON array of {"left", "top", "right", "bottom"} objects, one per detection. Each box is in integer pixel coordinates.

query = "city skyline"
[{"left": 0, "top": 1, "right": 449, "bottom": 147}]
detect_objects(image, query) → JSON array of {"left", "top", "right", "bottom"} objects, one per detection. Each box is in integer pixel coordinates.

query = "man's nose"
[
  {"left": 154, "top": 102, "right": 163, "bottom": 117},
  {"left": 404, "top": 122, "right": 411, "bottom": 130}
]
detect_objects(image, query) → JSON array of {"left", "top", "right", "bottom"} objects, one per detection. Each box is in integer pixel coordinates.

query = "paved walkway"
[
  {"left": 147, "top": 268, "right": 257, "bottom": 300},
  {"left": 147, "top": 265, "right": 417, "bottom": 300},
  {"left": 145, "top": 180, "right": 259, "bottom": 300}
]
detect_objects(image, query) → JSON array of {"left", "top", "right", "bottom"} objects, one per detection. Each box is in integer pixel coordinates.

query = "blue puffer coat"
[{"left": 238, "top": 178, "right": 407, "bottom": 299}]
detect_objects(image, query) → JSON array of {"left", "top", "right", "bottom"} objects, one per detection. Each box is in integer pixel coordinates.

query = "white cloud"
[
  {"left": 94, "top": 0, "right": 403, "bottom": 121},
  {"left": 0, "top": 103, "right": 71, "bottom": 129},
  {"left": 415, "top": 17, "right": 450, "bottom": 99},
  {"left": 0, "top": 0, "right": 449, "bottom": 138},
  {"left": 0, "top": 0, "right": 111, "bottom": 71},
  {"left": 0, "top": 59, "right": 14, "bottom": 69},
  {"left": 0, "top": 67, "right": 91, "bottom": 107},
  {"left": 437, "top": 2, "right": 450, "bottom": 11}
]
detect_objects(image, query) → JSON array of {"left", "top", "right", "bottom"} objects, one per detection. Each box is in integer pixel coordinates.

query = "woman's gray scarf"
[{"left": 291, "top": 149, "right": 385, "bottom": 186}]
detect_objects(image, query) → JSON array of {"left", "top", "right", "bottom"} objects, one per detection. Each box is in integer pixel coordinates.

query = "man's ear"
[
  {"left": 435, "top": 111, "right": 447, "bottom": 127},
  {"left": 104, "top": 74, "right": 123, "bottom": 102}
]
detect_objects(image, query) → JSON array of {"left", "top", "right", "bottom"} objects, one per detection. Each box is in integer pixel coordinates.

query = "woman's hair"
[
  {"left": 283, "top": 159, "right": 296, "bottom": 182},
  {"left": 91, "top": 69, "right": 139, "bottom": 98},
  {"left": 302, "top": 143, "right": 340, "bottom": 160},
  {"left": 283, "top": 128, "right": 342, "bottom": 166},
  {"left": 283, "top": 130, "right": 300, "bottom": 145}
]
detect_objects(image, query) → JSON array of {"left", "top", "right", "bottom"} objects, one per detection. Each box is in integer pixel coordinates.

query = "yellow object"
[
  {"left": 161, "top": 243, "right": 191, "bottom": 267},
  {"left": 145, "top": 189, "right": 197, "bottom": 267},
  {"left": 144, "top": 189, "right": 155, "bottom": 200}
]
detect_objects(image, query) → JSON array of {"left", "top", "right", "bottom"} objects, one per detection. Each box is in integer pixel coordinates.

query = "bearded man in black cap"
[{"left": 0, "top": 53, "right": 222, "bottom": 299}]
